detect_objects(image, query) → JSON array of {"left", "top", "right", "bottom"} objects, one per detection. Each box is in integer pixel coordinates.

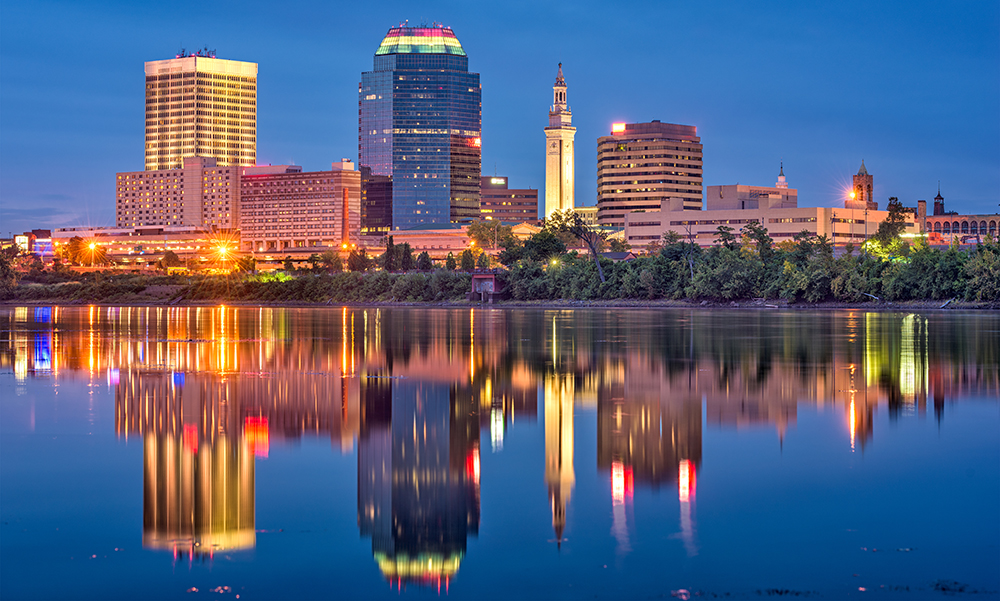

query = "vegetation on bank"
[{"left": 2, "top": 205, "right": 997, "bottom": 304}]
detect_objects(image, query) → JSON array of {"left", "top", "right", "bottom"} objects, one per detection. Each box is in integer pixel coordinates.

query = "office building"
[
  {"left": 623, "top": 171, "right": 916, "bottom": 248},
  {"left": 574, "top": 205, "right": 597, "bottom": 227},
  {"left": 597, "top": 121, "right": 703, "bottom": 228},
  {"left": 116, "top": 157, "right": 238, "bottom": 230},
  {"left": 144, "top": 49, "right": 257, "bottom": 171},
  {"left": 479, "top": 176, "right": 538, "bottom": 223},
  {"left": 544, "top": 64, "right": 575, "bottom": 219},
  {"left": 239, "top": 159, "right": 361, "bottom": 252},
  {"left": 359, "top": 25, "right": 481, "bottom": 232}
]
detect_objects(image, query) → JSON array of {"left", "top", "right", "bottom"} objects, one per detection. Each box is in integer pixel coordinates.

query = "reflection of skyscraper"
[
  {"left": 544, "top": 372, "right": 574, "bottom": 546},
  {"left": 143, "top": 432, "right": 255, "bottom": 557},
  {"left": 596, "top": 370, "right": 703, "bottom": 556},
  {"left": 597, "top": 387, "right": 702, "bottom": 488},
  {"left": 358, "top": 378, "right": 480, "bottom": 587},
  {"left": 116, "top": 370, "right": 256, "bottom": 558}
]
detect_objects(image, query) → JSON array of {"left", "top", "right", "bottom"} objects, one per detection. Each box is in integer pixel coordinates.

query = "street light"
[{"left": 88, "top": 242, "right": 97, "bottom": 267}]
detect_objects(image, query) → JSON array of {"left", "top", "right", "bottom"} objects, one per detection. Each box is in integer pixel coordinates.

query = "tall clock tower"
[{"left": 544, "top": 64, "right": 576, "bottom": 219}]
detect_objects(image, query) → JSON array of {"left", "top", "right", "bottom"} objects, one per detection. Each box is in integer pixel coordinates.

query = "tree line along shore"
[{"left": 2, "top": 209, "right": 998, "bottom": 305}]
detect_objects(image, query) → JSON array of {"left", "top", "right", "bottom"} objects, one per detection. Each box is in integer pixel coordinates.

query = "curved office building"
[{"left": 359, "top": 25, "right": 482, "bottom": 233}]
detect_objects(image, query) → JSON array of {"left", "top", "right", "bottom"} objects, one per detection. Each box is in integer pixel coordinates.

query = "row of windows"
[{"left": 931, "top": 220, "right": 996, "bottom": 234}]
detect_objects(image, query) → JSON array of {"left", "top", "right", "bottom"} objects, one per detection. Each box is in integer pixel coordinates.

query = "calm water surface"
[{"left": 1, "top": 306, "right": 997, "bottom": 600}]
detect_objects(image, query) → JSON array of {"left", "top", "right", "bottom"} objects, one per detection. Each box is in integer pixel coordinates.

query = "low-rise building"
[
  {"left": 480, "top": 176, "right": 538, "bottom": 223},
  {"left": 116, "top": 157, "right": 239, "bottom": 230},
  {"left": 53, "top": 225, "right": 224, "bottom": 266},
  {"left": 238, "top": 159, "right": 361, "bottom": 252}
]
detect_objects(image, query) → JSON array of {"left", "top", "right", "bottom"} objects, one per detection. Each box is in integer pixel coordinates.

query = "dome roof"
[{"left": 375, "top": 25, "right": 467, "bottom": 56}]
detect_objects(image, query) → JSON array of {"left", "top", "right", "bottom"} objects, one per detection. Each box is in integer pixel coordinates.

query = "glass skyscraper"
[{"left": 359, "top": 25, "right": 481, "bottom": 233}]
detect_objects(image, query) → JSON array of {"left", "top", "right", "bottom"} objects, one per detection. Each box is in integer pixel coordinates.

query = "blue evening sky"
[{"left": 1, "top": 0, "right": 997, "bottom": 234}]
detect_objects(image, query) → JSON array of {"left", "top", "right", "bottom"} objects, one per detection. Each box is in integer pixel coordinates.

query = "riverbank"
[
  {"left": 3, "top": 267, "right": 997, "bottom": 310},
  {"left": 3, "top": 296, "right": 995, "bottom": 311}
]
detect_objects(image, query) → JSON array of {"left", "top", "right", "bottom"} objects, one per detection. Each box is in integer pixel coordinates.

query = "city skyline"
[{"left": 1, "top": 1, "right": 998, "bottom": 235}]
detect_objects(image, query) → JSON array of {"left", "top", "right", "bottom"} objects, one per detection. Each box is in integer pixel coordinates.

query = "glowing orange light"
[
  {"left": 611, "top": 122, "right": 626, "bottom": 133},
  {"left": 469, "top": 240, "right": 475, "bottom": 246},
  {"left": 850, "top": 191, "right": 857, "bottom": 199},
  {"left": 678, "top": 459, "right": 696, "bottom": 502},
  {"left": 342, "top": 243, "right": 348, "bottom": 249},
  {"left": 88, "top": 242, "right": 97, "bottom": 250},
  {"left": 245, "top": 416, "right": 270, "bottom": 458},
  {"left": 471, "top": 137, "right": 481, "bottom": 148}
]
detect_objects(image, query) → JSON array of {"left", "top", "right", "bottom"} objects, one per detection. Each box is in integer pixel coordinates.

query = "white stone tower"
[{"left": 545, "top": 63, "right": 576, "bottom": 219}]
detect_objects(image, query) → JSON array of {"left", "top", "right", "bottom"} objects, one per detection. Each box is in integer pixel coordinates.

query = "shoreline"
[{"left": 2, "top": 298, "right": 996, "bottom": 311}]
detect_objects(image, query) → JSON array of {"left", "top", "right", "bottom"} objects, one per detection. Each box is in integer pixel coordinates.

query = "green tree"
[
  {"left": 543, "top": 209, "right": 580, "bottom": 246},
  {"left": 307, "top": 253, "right": 321, "bottom": 271},
  {"left": 445, "top": 252, "right": 457, "bottom": 271},
  {"left": 460, "top": 249, "right": 476, "bottom": 271},
  {"left": 965, "top": 237, "right": 1000, "bottom": 301},
  {"left": 564, "top": 212, "right": 608, "bottom": 283},
  {"left": 865, "top": 197, "right": 910, "bottom": 259},
  {"left": 522, "top": 230, "right": 566, "bottom": 263},
  {"left": 348, "top": 248, "right": 370, "bottom": 272},
  {"left": 283, "top": 256, "right": 294, "bottom": 271},
  {"left": 398, "top": 242, "right": 415, "bottom": 271},
  {"left": 741, "top": 221, "right": 775, "bottom": 264},
  {"left": 467, "top": 220, "right": 514, "bottom": 250},
  {"left": 161, "top": 250, "right": 183, "bottom": 267},
  {"left": 714, "top": 225, "right": 739, "bottom": 251},
  {"left": 381, "top": 236, "right": 397, "bottom": 271},
  {"left": 234, "top": 255, "right": 256, "bottom": 273},
  {"left": 0, "top": 247, "right": 19, "bottom": 294},
  {"left": 607, "top": 238, "right": 631, "bottom": 252},
  {"left": 320, "top": 249, "right": 343, "bottom": 273},
  {"left": 416, "top": 251, "right": 433, "bottom": 271},
  {"left": 476, "top": 251, "right": 490, "bottom": 270}
]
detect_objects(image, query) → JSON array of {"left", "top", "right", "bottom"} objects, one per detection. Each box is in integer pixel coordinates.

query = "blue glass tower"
[{"left": 359, "top": 25, "right": 482, "bottom": 233}]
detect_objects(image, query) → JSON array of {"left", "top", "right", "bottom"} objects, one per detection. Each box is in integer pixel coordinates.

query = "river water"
[{"left": 1, "top": 306, "right": 997, "bottom": 600}]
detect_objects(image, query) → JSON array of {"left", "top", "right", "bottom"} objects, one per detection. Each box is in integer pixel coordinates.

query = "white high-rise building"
[
  {"left": 145, "top": 49, "right": 257, "bottom": 171},
  {"left": 544, "top": 64, "right": 575, "bottom": 219}
]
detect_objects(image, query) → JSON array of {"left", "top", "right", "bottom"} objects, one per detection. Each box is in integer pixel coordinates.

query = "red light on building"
[
  {"left": 678, "top": 459, "right": 696, "bottom": 502},
  {"left": 183, "top": 424, "right": 198, "bottom": 454},
  {"left": 467, "top": 137, "right": 481, "bottom": 148},
  {"left": 612, "top": 460, "right": 625, "bottom": 505},
  {"left": 466, "top": 445, "right": 480, "bottom": 484},
  {"left": 244, "top": 416, "right": 270, "bottom": 458}
]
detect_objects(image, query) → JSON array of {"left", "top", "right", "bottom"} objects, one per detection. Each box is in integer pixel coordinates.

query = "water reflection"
[
  {"left": 1, "top": 306, "right": 997, "bottom": 588},
  {"left": 358, "top": 379, "right": 480, "bottom": 589}
]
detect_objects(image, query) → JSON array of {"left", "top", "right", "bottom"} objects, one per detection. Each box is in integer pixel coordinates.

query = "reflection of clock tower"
[{"left": 545, "top": 64, "right": 576, "bottom": 219}]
